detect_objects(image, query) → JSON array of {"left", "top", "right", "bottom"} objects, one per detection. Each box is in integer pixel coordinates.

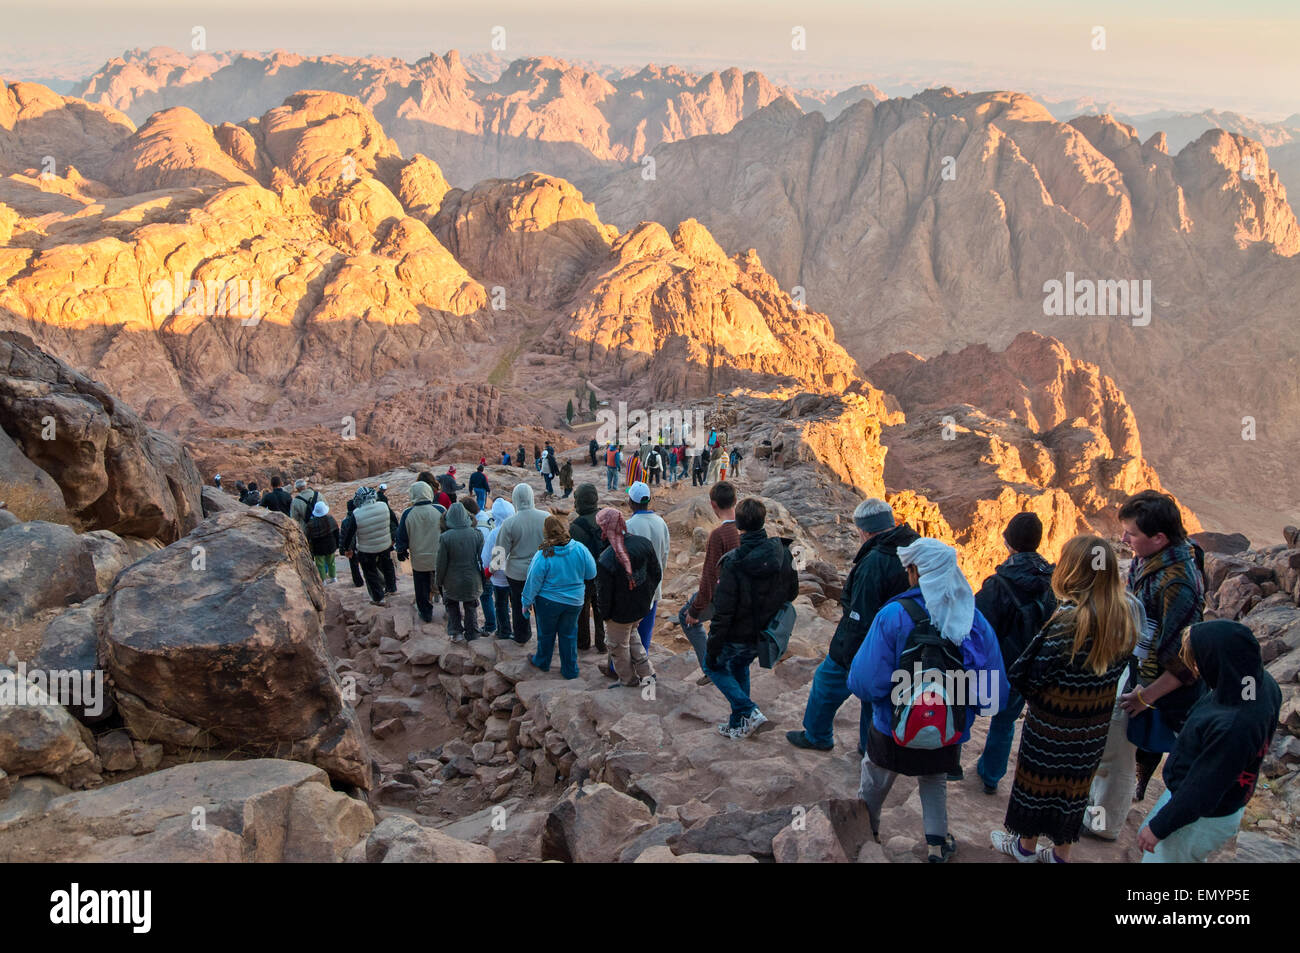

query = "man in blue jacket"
[{"left": 848, "top": 538, "right": 1006, "bottom": 863}]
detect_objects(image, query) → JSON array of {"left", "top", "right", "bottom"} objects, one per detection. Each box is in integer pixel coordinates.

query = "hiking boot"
[
  {"left": 418, "top": 612, "right": 433, "bottom": 624},
  {"left": 786, "top": 730, "right": 834, "bottom": 751},
  {"left": 927, "top": 833, "right": 957, "bottom": 864},
  {"left": 990, "top": 830, "right": 1037, "bottom": 863}
]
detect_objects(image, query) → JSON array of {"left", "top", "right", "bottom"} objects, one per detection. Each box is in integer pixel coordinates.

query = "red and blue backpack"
[{"left": 890, "top": 598, "right": 968, "bottom": 749}]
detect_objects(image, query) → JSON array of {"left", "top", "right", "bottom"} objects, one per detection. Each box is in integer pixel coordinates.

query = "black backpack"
[{"left": 994, "top": 576, "right": 1054, "bottom": 662}]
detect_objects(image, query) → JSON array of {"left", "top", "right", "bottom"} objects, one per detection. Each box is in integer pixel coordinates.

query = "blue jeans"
[
  {"left": 1139, "top": 789, "right": 1245, "bottom": 862},
  {"left": 473, "top": 488, "right": 487, "bottom": 510},
  {"left": 543, "top": 473, "right": 554, "bottom": 494},
  {"left": 707, "top": 642, "right": 759, "bottom": 728},
  {"left": 801, "top": 655, "right": 870, "bottom": 752},
  {"left": 678, "top": 601, "right": 708, "bottom": 670},
  {"left": 606, "top": 465, "right": 617, "bottom": 489},
  {"left": 479, "top": 583, "right": 497, "bottom": 632},
  {"left": 636, "top": 601, "right": 657, "bottom": 652},
  {"left": 976, "top": 688, "right": 1026, "bottom": 788},
  {"left": 530, "top": 595, "right": 581, "bottom": 679}
]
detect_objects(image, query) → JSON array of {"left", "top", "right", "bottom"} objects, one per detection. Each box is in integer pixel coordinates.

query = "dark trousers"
[
  {"left": 543, "top": 473, "right": 554, "bottom": 494},
  {"left": 413, "top": 570, "right": 435, "bottom": 622},
  {"left": 692, "top": 468, "right": 703, "bottom": 486},
  {"left": 348, "top": 553, "right": 363, "bottom": 587},
  {"left": 446, "top": 599, "right": 480, "bottom": 640},
  {"left": 357, "top": 551, "right": 386, "bottom": 602},
  {"left": 577, "top": 578, "right": 605, "bottom": 650},
  {"left": 508, "top": 576, "right": 531, "bottom": 643},
  {"left": 492, "top": 583, "right": 513, "bottom": 638},
  {"left": 378, "top": 549, "right": 397, "bottom": 593},
  {"left": 648, "top": 468, "right": 660, "bottom": 485}
]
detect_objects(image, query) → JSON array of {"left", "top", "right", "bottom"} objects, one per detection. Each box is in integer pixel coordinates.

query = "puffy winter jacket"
[
  {"left": 353, "top": 499, "right": 393, "bottom": 554},
  {"left": 482, "top": 498, "right": 515, "bottom": 587},
  {"left": 497, "top": 483, "right": 549, "bottom": 581},
  {"left": 436, "top": 503, "right": 484, "bottom": 602},
  {"left": 596, "top": 535, "right": 662, "bottom": 624},
  {"left": 705, "top": 529, "right": 798, "bottom": 662},
  {"left": 828, "top": 522, "right": 920, "bottom": 670},
  {"left": 395, "top": 481, "right": 442, "bottom": 572}
]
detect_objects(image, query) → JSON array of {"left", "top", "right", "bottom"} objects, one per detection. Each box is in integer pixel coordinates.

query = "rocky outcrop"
[
  {"left": 0, "top": 664, "right": 101, "bottom": 788},
  {"left": 0, "top": 522, "right": 98, "bottom": 627}
]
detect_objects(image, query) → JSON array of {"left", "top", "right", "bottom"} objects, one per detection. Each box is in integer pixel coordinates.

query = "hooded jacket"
[
  {"left": 597, "top": 534, "right": 662, "bottom": 623},
  {"left": 497, "top": 483, "right": 549, "bottom": 581},
  {"left": 973, "top": 550, "right": 1058, "bottom": 667},
  {"left": 436, "top": 502, "right": 484, "bottom": 602},
  {"left": 482, "top": 497, "right": 516, "bottom": 587},
  {"left": 828, "top": 522, "right": 921, "bottom": 670},
  {"left": 559, "top": 460, "right": 573, "bottom": 489},
  {"left": 568, "top": 485, "right": 605, "bottom": 561},
  {"left": 847, "top": 588, "right": 1007, "bottom": 745},
  {"left": 522, "top": 539, "right": 598, "bottom": 609},
  {"left": 705, "top": 529, "right": 799, "bottom": 660},
  {"left": 1146, "top": 621, "right": 1281, "bottom": 840},
  {"left": 395, "top": 481, "right": 443, "bottom": 572}
]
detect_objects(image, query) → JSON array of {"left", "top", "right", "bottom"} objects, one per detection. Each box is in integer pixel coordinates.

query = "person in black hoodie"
[
  {"left": 1138, "top": 620, "right": 1281, "bottom": 861},
  {"left": 595, "top": 506, "right": 660, "bottom": 686},
  {"left": 339, "top": 499, "right": 364, "bottom": 587},
  {"left": 973, "top": 512, "right": 1057, "bottom": 793},
  {"left": 259, "top": 475, "right": 294, "bottom": 515},
  {"left": 569, "top": 484, "right": 607, "bottom": 651},
  {"left": 588, "top": 438, "right": 599, "bottom": 467},
  {"left": 788, "top": 498, "right": 919, "bottom": 753},
  {"left": 706, "top": 498, "right": 799, "bottom": 739}
]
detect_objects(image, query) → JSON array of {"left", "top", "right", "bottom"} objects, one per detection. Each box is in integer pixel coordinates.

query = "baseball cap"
[
  {"left": 627, "top": 481, "right": 651, "bottom": 503},
  {"left": 379, "top": 483, "right": 388, "bottom": 491}
]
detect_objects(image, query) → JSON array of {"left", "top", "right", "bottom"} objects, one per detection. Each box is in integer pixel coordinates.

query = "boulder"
[
  {"left": 0, "top": 522, "right": 97, "bottom": 627},
  {"left": 633, "top": 845, "right": 759, "bottom": 863},
  {"left": 364, "top": 815, "right": 497, "bottom": 863},
  {"left": 34, "top": 594, "right": 112, "bottom": 722},
  {"left": 200, "top": 485, "right": 240, "bottom": 517},
  {"left": 0, "top": 424, "right": 67, "bottom": 519},
  {"left": 771, "top": 804, "right": 850, "bottom": 863},
  {"left": 79, "top": 529, "right": 132, "bottom": 591},
  {"left": 541, "top": 782, "right": 654, "bottom": 863},
  {"left": 0, "top": 758, "right": 372, "bottom": 862},
  {"left": 666, "top": 806, "right": 790, "bottom": 858},
  {"left": 99, "top": 507, "right": 371, "bottom": 788},
  {"left": 0, "top": 665, "right": 101, "bottom": 787},
  {"left": 1215, "top": 573, "right": 1262, "bottom": 620},
  {"left": 1190, "top": 531, "right": 1252, "bottom": 556},
  {"left": 0, "top": 332, "right": 203, "bottom": 543}
]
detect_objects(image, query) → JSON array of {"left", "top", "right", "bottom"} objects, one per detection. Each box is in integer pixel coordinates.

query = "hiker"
[
  {"left": 351, "top": 486, "right": 394, "bottom": 606},
  {"left": 705, "top": 498, "right": 798, "bottom": 739},
  {"left": 470, "top": 465, "right": 490, "bottom": 511},
  {"left": 568, "top": 484, "right": 606, "bottom": 652},
  {"left": 625, "top": 481, "right": 670, "bottom": 652},
  {"left": 990, "top": 535, "right": 1137, "bottom": 864},
  {"left": 374, "top": 484, "right": 399, "bottom": 595},
  {"left": 588, "top": 438, "right": 599, "bottom": 467},
  {"left": 339, "top": 499, "right": 364, "bottom": 587},
  {"left": 501, "top": 449, "right": 511, "bottom": 466},
  {"left": 436, "top": 502, "right": 485, "bottom": 642},
  {"left": 971, "top": 512, "right": 1058, "bottom": 793},
  {"left": 707, "top": 447, "right": 725, "bottom": 484},
  {"left": 240, "top": 481, "right": 261, "bottom": 506},
  {"left": 522, "top": 515, "right": 598, "bottom": 679},
  {"left": 692, "top": 447, "right": 709, "bottom": 487},
  {"left": 291, "top": 479, "right": 319, "bottom": 535},
  {"left": 1137, "top": 621, "right": 1281, "bottom": 862},
  {"left": 540, "top": 448, "right": 558, "bottom": 496},
  {"left": 605, "top": 444, "right": 621, "bottom": 490},
  {"left": 466, "top": 496, "right": 496, "bottom": 635},
  {"left": 558, "top": 459, "right": 574, "bottom": 498},
  {"left": 787, "top": 498, "right": 919, "bottom": 753},
  {"left": 436, "top": 468, "right": 464, "bottom": 504},
  {"left": 259, "top": 475, "right": 293, "bottom": 515},
  {"left": 395, "top": 480, "right": 443, "bottom": 624},
  {"left": 597, "top": 506, "right": 661, "bottom": 686},
  {"left": 645, "top": 445, "right": 662, "bottom": 485},
  {"left": 481, "top": 497, "right": 516, "bottom": 639},
  {"left": 679, "top": 481, "right": 739, "bottom": 684},
  {"left": 213, "top": 473, "right": 222, "bottom": 491},
  {"left": 848, "top": 538, "right": 1005, "bottom": 863},
  {"left": 728, "top": 446, "right": 740, "bottom": 478},
  {"left": 533, "top": 444, "right": 541, "bottom": 471},
  {"left": 1089, "top": 490, "right": 1206, "bottom": 840},
  {"left": 497, "top": 483, "right": 550, "bottom": 643},
  {"left": 306, "top": 500, "right": 339, "bottom": 584}
]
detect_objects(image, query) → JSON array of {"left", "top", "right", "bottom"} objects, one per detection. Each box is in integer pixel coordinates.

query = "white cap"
[
  {"left": 627, "top": 481, "right": 651, "bottom": 503},
  {"left": 379, "top": 483, "right": 388, "bottom": 491}
]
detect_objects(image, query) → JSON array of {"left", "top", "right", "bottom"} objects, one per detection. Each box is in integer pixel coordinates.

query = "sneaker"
[
  {"left": 1035, "top": 846, "right": 1067, "bottom": 863},
  {"left": 786, "top": 730, "right": 834, "bottom": 752},
  {"left": 370, "top": 598, "right": 387, "bottom": 607},
  {"left": 735, "top": 708, "right": 771, "bottom": 738},
  {"left": 990, "top": 830, "right": 1037, "bottom": 863},
  {"left": 927, "top": 833, "right": 957, "bottom": 863},
  {"left": 695, "top": 673, "right": 712, "bottom": 686},
  {"left": 716, "top": 722, "right": 742, "bottom": 739},
  {"left": 982, "top": 783, "right": 998, "bottom": 796}
]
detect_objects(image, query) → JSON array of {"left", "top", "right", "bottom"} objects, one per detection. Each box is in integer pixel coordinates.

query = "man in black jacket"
[
  {"left": 787, "top": 498, "right": 919, "bottom": 753},
  {"left": 972, "top": 512, "right": 1057, "bottom": 793},
  {"left": 259, "top": 475, "right": 293, "bottom": 515},
  {"left": 569, "top": 483, "right": 607, "bottom": 651},
  {"left": 706, "top": 498, "right": 799, "bottom": 739},
  {"left": 339, "top": 499, "right": 364, "bottom": 587}
]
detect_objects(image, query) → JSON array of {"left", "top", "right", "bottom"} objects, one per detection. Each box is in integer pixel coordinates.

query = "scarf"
[
  {"left": 596, "top": 507, "right": 635, "bottom": 589},
  {"left": 897, "top": 538, "right": 974, "bottom": 646}
]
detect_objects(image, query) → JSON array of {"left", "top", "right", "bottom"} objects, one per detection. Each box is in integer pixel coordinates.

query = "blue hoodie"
[
  {"left": 847, "top": 587, "right": 1008, "bottom": 744},
  {"left": 522, "top": 540, "right": 597, "bottom": 609}
]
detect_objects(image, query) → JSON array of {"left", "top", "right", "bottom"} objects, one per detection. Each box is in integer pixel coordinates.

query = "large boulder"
[
  {"left": 99, "top": 507, "right": 371, "bottom": 788},
  {"left": 78, "top": 529, "right": 132, "bottom": 591},
  {"left": 0, "top": 331, "right": 202, "bottom": 543},
  {"left": 0, "top": 424, "right": 67, "bottom": 519},
  {"left": 34, "top": 594, "right": 112, "bottom": 723},
  {"left": 362, "top": 815, "right": 497, "bottom": 863},
  {"left": 666, "top": 806, "right": 791, "bottom": 859},
  {"left": 541, "top": 782, "right": 654, "bottom": 863},
  {"left": 0, "top": 759, "right": 372, "bottom": 862},
  {"left": 0, "top": 665, "right": 101, "bottom": 786},
  {"left": 0, "top": 521, "right": 97, "bottom": 627}
]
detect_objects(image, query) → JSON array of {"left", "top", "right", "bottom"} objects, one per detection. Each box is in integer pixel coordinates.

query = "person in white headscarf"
[{"left": 846, "top": 537, "right": 1007, "bottom": 863}]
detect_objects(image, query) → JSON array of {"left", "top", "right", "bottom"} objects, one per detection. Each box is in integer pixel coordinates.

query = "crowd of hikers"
[{"left": 220, "top": 453, "right": 1281, "bottom": 866}]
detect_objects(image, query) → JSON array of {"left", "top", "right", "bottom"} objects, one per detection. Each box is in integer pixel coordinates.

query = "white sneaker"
[
  {"left": 716, "top": 722, "right": 741, "bottom": 739},
  {"left": 990, "top": 830, "right": 1037, "bottom": 863},
  {"left": 1035, "top": 845, "right": 1066, "bottom": 863},
  {"left": 736, "top": 708, "right": 771, "bottom": 738}
]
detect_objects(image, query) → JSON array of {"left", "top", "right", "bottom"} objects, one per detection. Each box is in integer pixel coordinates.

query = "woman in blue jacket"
[
  {"left": 523, "top": 516, "right": 598, "bottom": 679},
  {"left": 848, "top": 538, "right": 1006, "bottom": 863}
]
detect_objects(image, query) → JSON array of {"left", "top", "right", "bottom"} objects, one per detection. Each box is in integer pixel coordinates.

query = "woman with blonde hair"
[{"left": 991, "top": 535, "right": 1139, "bottom": 863}]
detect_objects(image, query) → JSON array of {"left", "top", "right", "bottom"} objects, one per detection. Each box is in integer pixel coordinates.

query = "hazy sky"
[{"left": 4, "top": 0, "right": 1298, "bottom": 119}]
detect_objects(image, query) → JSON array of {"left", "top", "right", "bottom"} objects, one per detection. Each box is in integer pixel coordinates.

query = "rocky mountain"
[{"left": 589, "top": 90, "right": 1300, "bottom": 542}]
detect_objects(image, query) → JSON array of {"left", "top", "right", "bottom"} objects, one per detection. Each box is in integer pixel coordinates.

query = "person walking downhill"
[
  {"left": 306, "top": 500, "right": 340, "bottom": 584},
  {"left": 351, "top": 486, "right": 394, "bottom": 606},
  {"left": 990, "top": 535, "right": 1138, "bottom": 864},
  {"left": 291, "top": 479, "right": 319, "bottom": 535},
  {"left": 645, "top": 444, "right": 662, "bottom": 485},
  {"left": 596, "top": 506, "right": 660, "bottom": 688},
  {"left": 568, "top": 484, "right": 607, "bottom": 652},
  {"left": 588, "top": 438, "right": 599, "bottom": 468},
  {"left": 788, "top": 498, "right": 919, "bottom": 754},
  {"left": 523, "top": 516, "right": 598, "bottom": 679},
  {"left": 848, "top": 538, "right": 1006, "bottom": 863},
  {"left": 497, "top": 483, "right": 550, "bottom": 643},
  {"left": 374, "top": 484, "right": 399, "bottom": 596},
  {"left": 470, "top": 465, "right": 490, "bottom": 511},
  {"left": 625, "top": 481, "right": 670, "bottom": 653},
  {"left": 395, "top": 480, "right": 443, "bottom": 624},
  {"left": 971, "top": 512, "right": 1057, "bottom": 793},
  {"left": 340, "top": 499, "right": 364, "bottom": 588},
  {"left": 259, "top": 475, "right": 293, "bottom": 515},
  {"left": 540, "top": 448, "right": 558, "bottom": 496},
  {"left": 679, "top": 481, "right": 740, "bottom": 685},
  {"left": 481, "top": 497, "right": 516, "bottom": 640},
  {"left": 559, "top": 459, "right": 574, "bottom": 499},
  {"left": 436, "top": 502, "right": 485, "bottom": 642},
  {"left": 692, "top": 447, "right": 707, "bottom": 487},
  {"left": 466, "top": 496, "right": 497, "bottom": 635},
  {"left": 604, "top": 444, "right": 621, "bottom": 490},
  {"left": 1137, "top": 621, "right": 1281, "bottom": 863}
]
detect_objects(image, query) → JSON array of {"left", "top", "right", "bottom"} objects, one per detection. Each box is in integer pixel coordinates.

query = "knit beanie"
[{"left": 1004, "top": 512, "right": 1044, "bottom": 553}]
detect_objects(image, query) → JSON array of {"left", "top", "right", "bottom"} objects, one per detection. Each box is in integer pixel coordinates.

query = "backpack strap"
[
  {"left": 993, "top": 574, "right": 1026, "bottom": 610},
  {"left": 896, "top": 597, "right": 929, "bottom": 626}
]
